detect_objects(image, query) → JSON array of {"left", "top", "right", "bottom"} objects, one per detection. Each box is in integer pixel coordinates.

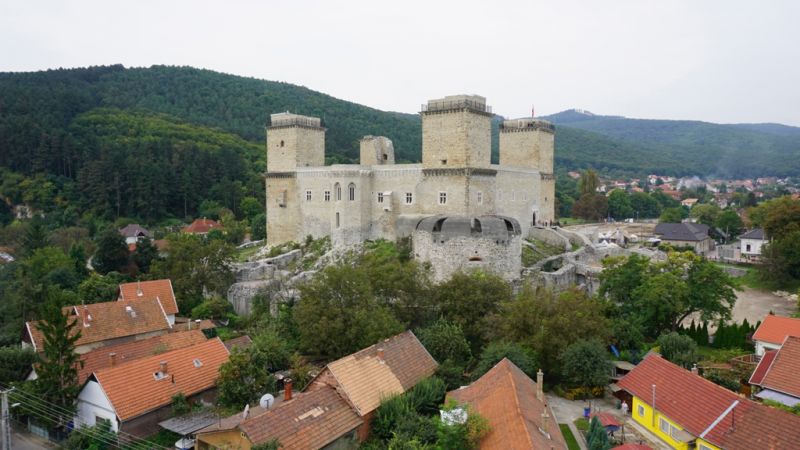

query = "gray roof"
[
  {"left": 118, "top": 224, "right": 152, "bottom": 238},
  {"left": 654, "top": 223, "right": 710, "bottom": 242},
  {"left": 415, "top": 215, "right": 521, "bottom": 241},
  {"left": 740, "top": 228, "right": 766, "bottom": 240}
]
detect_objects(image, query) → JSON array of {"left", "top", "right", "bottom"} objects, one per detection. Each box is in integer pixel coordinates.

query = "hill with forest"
[{"left": 1, "top": 65, "right": 799, "bottom": 224}]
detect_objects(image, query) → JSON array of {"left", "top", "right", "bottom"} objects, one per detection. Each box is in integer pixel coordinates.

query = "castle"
[{"left": 265, "top": 95, "right": 555, "bottom": 280}]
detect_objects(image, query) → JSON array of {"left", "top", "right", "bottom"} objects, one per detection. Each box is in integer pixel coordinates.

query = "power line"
[{"left": 0, "top": 385, "right": 170, "bottom": 450}]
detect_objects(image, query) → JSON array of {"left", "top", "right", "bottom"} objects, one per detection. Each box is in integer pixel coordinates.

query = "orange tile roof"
[
  {"left": 447, "top": 359, "right": 567, "bottom": 450},
  {"left": 754, "top": 336, "right": 800, "bottom": 398},
  {"left": 92, "top": 338, "right": 229, "bottom": 421},
  {"left": 752, "top": 315, "right": 800, "bottom": 345},
  {"left": 618, "top": 353, "right": 800, "bottom": 449},
  {"left": 77, "top": 330, "right": 207, "bottom": 384},
  {"left": 749, "top": 350, "right": 778, "bottom": 385},
  {"left": 315, "top": 331, "right": 438, "bottom": 416},
  {"left": 118, "top": 279, "right": 179, "bottom": 316},
  {"left": 223, "top": 335, "right": 252, "bottom": 352},
  {"left": 25, "top": 298, "right": 172, "bottom": 352},
  {"left": 182, "top": 218, "right": 223, "bottom": 234},
  {"left": 239, "top": 386, "right": 362, "bottom": 449}
]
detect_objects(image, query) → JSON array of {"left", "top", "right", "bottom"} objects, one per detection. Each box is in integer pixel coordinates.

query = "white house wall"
[{"left": 76, "top": 380, "right": 119, "bottom": 432}]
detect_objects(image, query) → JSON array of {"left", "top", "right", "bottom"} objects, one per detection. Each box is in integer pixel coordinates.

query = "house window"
[
  {"left": 746, "top": 244, "right": 751, "bottom": 252},
  {"left": 659, "top": 417, "right": 670, "bottom": 434},
  {"left": 305, "top": 190, "right": 312, "bottom": 201},
  {"left": 335, "top": 183, "right": 342, "bottom": 201},
  {"left": 96, "top": 416, "right": 111, "bottom": 426},
  {"left": 377, "top": 192, "right": 384, "bottom": 203},
  {"left": 698, "top": 444, "right": 715, "bottom": 450},
  {"left": 336, "top": 212, "right": 340, "bottom": 228},
  {"left": 477, "top": 191, "right": 483, "bottom": 205},
  {"left": 439, "top": 192, "right": 447, "bottom": 205},
  {"left": 637, "top": 405, "right": 645, "bottom": 417},
  {"left": 324, "top": 190, "right": 331, "bottom": 202},
  {"left": 405, "top": 193, "right": 413, "bottom": 205},
  {"left": 348, "top": 183, "right": 356, "bottom": 201}
]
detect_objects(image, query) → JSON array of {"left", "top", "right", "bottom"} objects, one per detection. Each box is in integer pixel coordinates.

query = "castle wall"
[
  {"left": 421, "top": 109, "right": 491, "bottom": 168},
  {"left": 413, "top": 230, "right": 521, "bottom": 282}
]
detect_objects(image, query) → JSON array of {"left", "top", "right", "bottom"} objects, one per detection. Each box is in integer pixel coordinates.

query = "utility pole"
[{"left": 1, "top": 389, "right": 10, "bottom": 450}]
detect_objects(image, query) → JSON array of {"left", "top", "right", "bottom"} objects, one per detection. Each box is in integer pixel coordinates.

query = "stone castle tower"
[{"left": 265, "top": 95, "right": 556, "bottom": 268}]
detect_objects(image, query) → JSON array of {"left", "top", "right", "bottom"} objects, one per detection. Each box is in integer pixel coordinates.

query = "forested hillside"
[
  {"left": 544, "top": 109, "right": 800, "bottom": 178},
  {"left": 2, "top": 65, "right": 799, "bottom": 225}
]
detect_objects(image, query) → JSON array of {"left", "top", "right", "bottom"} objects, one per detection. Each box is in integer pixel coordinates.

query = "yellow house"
[{"left": 618, "top": 354, "right": 800, "bottom": 450}]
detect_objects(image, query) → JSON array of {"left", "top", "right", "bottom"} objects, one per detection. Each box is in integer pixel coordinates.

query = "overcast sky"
[{"left": 2, "top": 0, "right": 799, "bottom": 125}]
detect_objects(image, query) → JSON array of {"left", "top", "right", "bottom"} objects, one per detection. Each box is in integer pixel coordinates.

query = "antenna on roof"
[{"left": 242, "top": 403, "right": 250, "bottom": 420}]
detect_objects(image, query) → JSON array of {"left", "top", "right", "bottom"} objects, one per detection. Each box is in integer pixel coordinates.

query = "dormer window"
[
  {"left": 153, "top": 371, "right": 168, "bottom": 381},
  {"left": 193, "top": 359, "right": 203, "bottom": 368}
]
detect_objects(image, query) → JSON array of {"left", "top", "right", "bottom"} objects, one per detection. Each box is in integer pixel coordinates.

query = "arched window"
[
  {"left": 335, "top": 183, "right": 341, "bottom": 201},
  {"left": 348, "top": 183, "right": 356, "bottom": 201}
]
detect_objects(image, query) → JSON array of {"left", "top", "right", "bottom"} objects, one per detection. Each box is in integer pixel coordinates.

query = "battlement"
[
  {"left": 268, "top": 112, "right": 324, "bottom": 129},
  {"left": 499, "top": 118, "right": 555, "bottom": 133},
  {"left": 421, "top": 95, "right": 492, "bottom": 115}
]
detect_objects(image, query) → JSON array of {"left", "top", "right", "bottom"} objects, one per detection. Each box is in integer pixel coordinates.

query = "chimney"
[
  {"left": 536, "top": 369, "right": 544, "bottom": 401},
  {"left": 136, "top": 280, "right": 143, "bottom": 296},
  {"left": 109, "top": 352, "right": 117, "bottom": 367},
  {"left": 160, "top": 361, "right": 168, "bottom": 374},
  {"left": 377, "top": 348, "right": 385, "bottom": 363},
  {"left": 284, "top": 378, "right": 293, "bottom": 401},
  {"left": 691, "top": 364, "right": 698, "bottom": 375},
  {"left": 541, "top": 408, "right": 550, "bottom": 433}
]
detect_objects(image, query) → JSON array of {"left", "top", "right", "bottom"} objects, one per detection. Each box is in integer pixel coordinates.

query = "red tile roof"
[
  {"left": 118, "top": 279, "right": 179, "bottom": 316},
  {"left": 749, "top": 350, "right": 778, "bottom": 386},
  {"left": 309, "top": 331, "right": 438, "bottom": 416},
  {"left": 754, "top": 336, "right": 800, "bottom": 398},
  {"left": 447, "top": 359, "right": 567, "bottom": 450},
  {"left": 223, "top": 335, "right": 252, "bottom": 352},
  {"left": 182, "top": 218, "right": 223, "bottom": 234},
  {"left": 613, "top": 445, "right": 652, "bottom": 450},
  {"left": 92, "top": 338, "right": 229, "bottom": 421},
  {"left": 77, "top": 330, "right": 207, "bottom": 384},
  {"left": 590, "top": 411, "right": 621, "bottom": 428},
  {"left": 752, "top": 315, "right": 800, "bottom": 345},
  {"left": 618, "top": 354, "right": 800, "bottom": 449},
  {"left": 239, "top": 386, "right": 362, "bottom": 449},
  {"left": 26, "top": 298, "right": 171, "bottom": 352}
]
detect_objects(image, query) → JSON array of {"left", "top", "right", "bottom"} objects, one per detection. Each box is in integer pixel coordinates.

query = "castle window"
[
  {"left": 405, "top": 193, "right": 413, "bottom": 205},
  {"left": 324, "top": 190, "right": 331, "bottom": 202},
  {"left": 305, "top": 190, "right": 312, "bottom": 201},
  {"left": 335, "top": 183, "right": 341, "bottom": 201},
  {"left": 383, "top": 154, "right": 388, "bottom": 161},
  {"left": 439, "top": 192, "right": 447, "bottom": 205},
  {"left": 377, "top": 192, "right": 384, "bottom": 203},
  {"left": 280, "top": 140, "right": 284, "bottom": 147},
  {"left": 348, "top": 183, "right": 356, "bottom": 201},
  {"left": 441, "top": 159, "right": 447, "bottom": 165},
  {"left": 336, "top": 212, "right": 340, "bottom": 228},
  {"left": 477, "top": 191, "right": 483, "bottom": 204}
]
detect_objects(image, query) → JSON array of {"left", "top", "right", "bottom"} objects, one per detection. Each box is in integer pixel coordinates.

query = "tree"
[
  {"left": 560, "top": 340, "right": 611, "bottom": 389},
  {"left": 61, "top": 420, "right": 116, "bottom": 450},
  {"left": 490, "top": 287, "right": 610, "bottom": 378},
  {"left": 432, "top": 271, "right": 512, "bottom": 352},
  {"left": 77, "top": 273, "right": 121, "bottom": 304},
  {"left": 657, "top": 332, "right": 698, "bottom": 368},
  {"left": 572, "top": 193, "right": 609, "bottom": 221},
  {"left": 93, "top": 227, "right": 129, "bottom": 274},
  {"left": 416, "top": 320, "right": 471, "bottom": 367},
  {"left": 601, "top": 252, "right": 738, "bottom": 339},
  {"left": 22, "top": 216, "right": 49, "bottom": 256},
  {"left": 132, "top": 237, "right": 159, "bottom": 273},
  {"left": 0, "top": 345, "right": 36, "bottom": 383},
  {"left": 191, "top": 296, "right": 233, "bottom": 320},
  {"left": 760, "top": 231, "right": 800, "bottom": 285},
  {"left": 579, "top": 169, "right": 600, "bottom": 196},
  {"left": 151, "top": 233, "right": 235, "bottom": 312},
  {"left": 659, "top": 207, "right": 686, "bottom": 223},
  {"left": 586, "top": 415, "right": 611, "bottom": 450},
  {"left": 294, "top": 263, "right": 403, "bottom": 359},
  {"left": 607, "top": 190, "right": 633, "bottom": 220},
  {"left": 715, "top": 210, "right": 743, "bottom": 239},
  {"left": 217, "top": 348, "right": 273, "bottom": 409},
  {"left": 630, "top": 192, "right": 662, "bottom": 218},
  {"left": 690, "top": 204, "right": 721, "bottom": 226},
  {"left": 35, "top": 295, "right": 83, "bottom": 417},
  {"left": 473, "top": 341, "right": 537, "bottom": 379}
]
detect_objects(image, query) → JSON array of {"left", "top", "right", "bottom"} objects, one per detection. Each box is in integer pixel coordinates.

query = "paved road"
[{"left": 10, "top": 427, "right": 55, "bottom": 450}]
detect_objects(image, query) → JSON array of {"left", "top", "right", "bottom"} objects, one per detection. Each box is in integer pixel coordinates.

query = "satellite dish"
[{"left": 259, "top": 393, "right": 275, "bottom": 409}]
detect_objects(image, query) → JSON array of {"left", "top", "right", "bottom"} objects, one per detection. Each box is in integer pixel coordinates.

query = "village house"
[
  {"left": 654, "top": 223, "right": 714, "bottom": 255},
  {"left": 680, "top": 198, "right": 699, "bottom": 208},
  {"left": 749, "top": 336, "right": 800, "bottom": 407},
  {"left": 118, "top": 224, "right": 152, "bottom": 245},
  {"left": 118, "top": 279, "right": 180, "bottom": 325},
  {"left": 195, "top": 330, "right": 438, "bottom": 449},
  {"left": 752, "top": 314, "right": 800, "bottom": 356},
  {"left": 739, "top": 228, "right": 768, "bottom": 260},
  {"left": 23, "top": 297, "right": 173, "bottom": 354},
  {"left": 617, "top": 353, "right": 800, "bottom": 449},
  {"left": 446, "top": 358, "right": 567, "bottom": 450},
  {"left": 75, "top": 338, "right": 229, "bottom": 438},
  {"left": 182, "top": 218, "right": 224, "bottom": 235}
]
